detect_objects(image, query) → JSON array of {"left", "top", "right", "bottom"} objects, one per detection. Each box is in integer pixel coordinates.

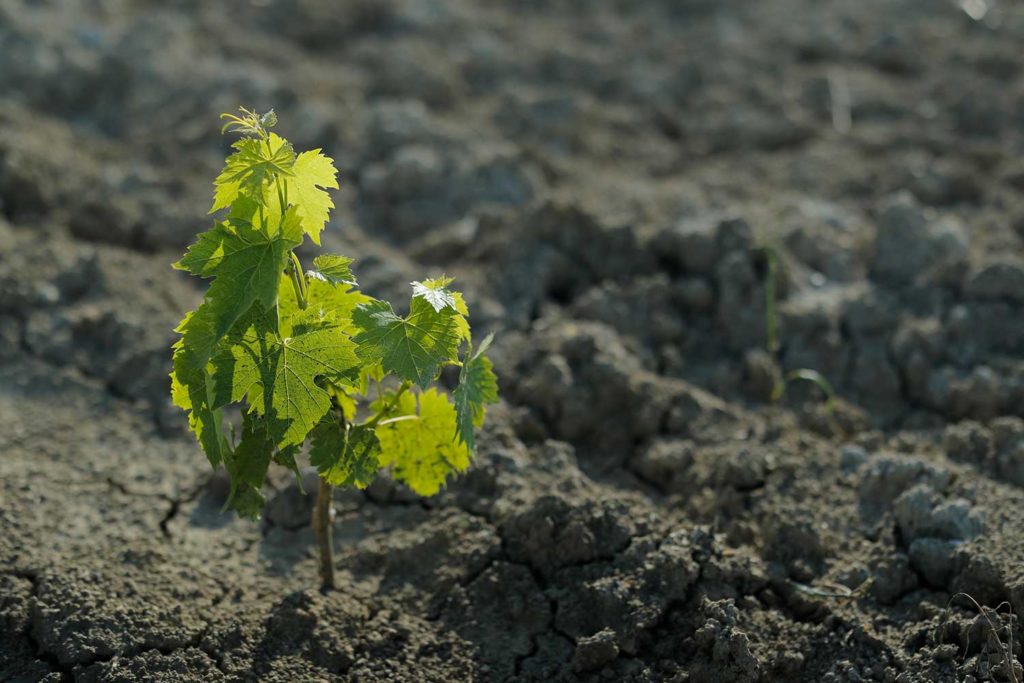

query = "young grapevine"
[{"left": 170, "top": 109, "right": 498, "bottom": 589}]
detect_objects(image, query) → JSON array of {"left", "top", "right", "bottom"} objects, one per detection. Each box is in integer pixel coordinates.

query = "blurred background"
[{"left": 2, "top": 0, "right": 1023, "bottom": 431}]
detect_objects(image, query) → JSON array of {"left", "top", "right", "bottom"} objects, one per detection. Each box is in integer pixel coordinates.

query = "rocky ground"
[{"left": 2, "top": 0, "right": 1024, "bottom": 681}]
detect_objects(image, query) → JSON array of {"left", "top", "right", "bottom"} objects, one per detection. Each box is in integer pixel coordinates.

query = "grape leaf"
[
  {"left": 173, "top": 208, "right": 303, "bottom": 376},
  {"left": 308, "top": 254, "right": 355, "bottom": 285},
  {"left": 221, "top": 412, "right": 275, "bottom": 519},
  {"left": 225, "top": 484, "right": 266, "bottom": 520},
  {"left": 170, "top": 305, "right": 217, "bottom": 383},
  {"left": 279, "top": 149, "right": 339, "bottom": 244},
  {"left": 329, "top": 387, "right": 358, "bottom": 421},
  {"left": 231, "top": 413, "right": 275, "bottom": 488},
  {"left": 376, "top": 388, "right": 471, "bottom": 496},
  {"left": 453, "top": 333, "right": 498, "bottom": 452},
  {"left": 259, "top": 109, "right": 278, "bottom": 129},
  {"left": 279, "top": 272, "right": 372, "bottom": 337},
  {"left": 310, "top": 422, "right": 381, "bottom": 488},
  {"left": 451, "top": 291, "right": 471, "bottom": 342},
  {"left": 211, "top": 132, "right": 295, "bottom": 213},
  {"left": 170, "top": 362, "right": 228, "bottom": 468},
  {"left": 171, "top": 310, "right": 229, "bottom": 467},
  {"left": 211, "top": 308, "right": 360, "bottom": 448},
  {"left": 356, "top": 362, "right": 386, "bottom": 396},
  {"left": 273, "top": 443, "right": 303, "bottom": 487},
  {"left": 415, "top": 276, "right": 471, "bottom": 341},
  {"left": 351, "top": 296, "right": 460, "bottom": 389},
  {"left": 412, "top": 277, "right": 457, "bottom": 313}
]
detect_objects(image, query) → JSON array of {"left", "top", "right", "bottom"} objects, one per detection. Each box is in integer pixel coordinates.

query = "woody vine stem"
[{"left": 287, "top": 253, "right": 336, "bottom": 591}]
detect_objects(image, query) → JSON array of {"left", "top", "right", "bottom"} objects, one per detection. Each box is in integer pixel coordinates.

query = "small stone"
[
  {"left": 908, "top": 537, "right": 959, "bottom": 588},
  {"left": 631, "top": 439, "right": 693, "bottom": 491},
  {"left": 676, "top": 277, "right": 714, "bottom": 313},
  {"left": 870, "top": 553, "right": 919, "bottom": 605},
  {"left": 652, "top": 214, "right": 719, "bottom": 275},
  {"left": 872, "top": 193, "right": 968, "bottom": 286},
  {"left": 965, "top": 261, "right": 1024, "bottom": 303},
  {"left": 840, "top": 445, "right": 868, "bottom": 473},
  {"left": 929, "top": 499, "right": 984, "bottom": 541},
  {"left": 572, "top": 629, "right": 620, "bottom": 673},
  {"left": 715, "top": 217, "right": 754, "bottom": 254},
  {"left": 894, "top": 485, "right": 939, "bottom": 542}
]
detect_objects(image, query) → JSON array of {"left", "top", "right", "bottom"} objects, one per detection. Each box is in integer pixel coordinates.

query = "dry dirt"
[{"left": 1, "top": 0, "right": 1024, "bottom": 681}]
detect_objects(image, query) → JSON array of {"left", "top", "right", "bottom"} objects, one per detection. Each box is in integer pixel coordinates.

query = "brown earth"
[{"left": 1, "top": 0, "right": 1023, "bottom": 681}]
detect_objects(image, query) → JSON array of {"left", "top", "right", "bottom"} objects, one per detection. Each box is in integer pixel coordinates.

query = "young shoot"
[
  {"left": 170, "top": 109, "right": 499, "bottom": 590},
  {"left": 763, "top": 245, "right": 837, "bottom": 413}
]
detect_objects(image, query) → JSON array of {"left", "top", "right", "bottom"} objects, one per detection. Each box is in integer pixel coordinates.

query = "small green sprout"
[{"left": 763, "top": 246, "right": 838, "bottom": 414}]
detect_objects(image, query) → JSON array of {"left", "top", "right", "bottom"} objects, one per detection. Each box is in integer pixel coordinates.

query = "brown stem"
[
  {"left": 291, "top": 252, "right": 333, "bottom": 590},
  {"left": 312, "top": 478, "right": 335, "bottom": 591}
]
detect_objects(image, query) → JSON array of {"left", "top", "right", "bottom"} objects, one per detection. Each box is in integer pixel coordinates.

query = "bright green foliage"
[
  {"left": 225, "top": 413, "right": 275, "bottom": 512},
  {"left": 351, "top": 295, "right": 461, "bottom": 389},
  {"left": 281, "top": 150, "right": 340, "bottom": 244},
  {"left": 412, "top": 276, "right": 457, "bottom": 313},
  {"left": 309, "top": 254, "right": 355, "bottom": 285},
  {"left": 376, "top": 389, "right": 471, "bottom": 496},
  {"left": 454, "top": 333, "right": 499, "bottom": 452},
  {"left": 211, "top": 308, "right": 361, "bottom": 448},
  {"left": 415, "top": 278, "right": 470, "bottom": 342},
  {"left": 280, "top": 272, "right": 371, "bottom": 337},
  {"left": 171, "top": 109, "right": 498, "bottom": 519},
  {"left": 173, "top": 207, "right": 303, "bottom": 376},
  {"left": 310, "top": 421, "right": 381, "bottom": 488},
  {"left": 170, "top": 362, "right": 228, "bottom": 468},
  {"left": 211, "top": 132, "right": 295, "bottom": 213}
]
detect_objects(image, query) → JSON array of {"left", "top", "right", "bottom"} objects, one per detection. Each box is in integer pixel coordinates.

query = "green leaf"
[
  {"left": 225, "top": 485, "right": 266, "bottom": 520},
  {"left": 177, "top": 209, "right": 301, "bottom": 282},
  {"left": 260, "top": 109, "right": 278, "bottom": 129},
  {"left": 376, "top": 388, "right": 471, "bottom": 496},
  {"left": 356, "top": 363, "right": 386, "bottom": 396},
  {"left": 279, "top": 272, "right": 372, "bottom": 338},
  {"left": 329, "top": 387, "right": 359, "bottom": 422},
  {"left": 273, "top": 444, "right": 303, "bottom": 489},
  {"left": 170, "top": 362, "right": 229, "bottom": 468},
  {"left": 211, "top": 308, "right": 360, "bottom": 448},
  {"left": 279, "top": 149, "right": 339, "bottom": 244},
  {"left": 171, "top": 304, "right": 216, "bottom": 378},
  {"left": 173, "top": 208, "right": 303, "bottom": 376},
  {"left": 211, "top": 133, "right": 295, "bottom": 213},
  {"left": 230, "top": 412, "right": 275, "bottom": 489},
  {"left": 351, "top": 296, "right": 460, "bottom": 389},
  {"left": 412, "top": 277, "right": 457, "bottom": 313},
  {"left": 451, "top": 291, "right": 471, "bottom": 342},
  {"left": 308, "top": 254, "right": 355, "bottom": 285},
  {"left": 453, "top": 333, "right": 498, "bottom": 452},
  {"left": 221, "top": 412, "right": 274, "bottom": 520},
  {"left": 310, "top": 422, "right": 381, "bottom": 488},
  {"left": 415, "top": 276, "right": 471, "bottom": 341}
]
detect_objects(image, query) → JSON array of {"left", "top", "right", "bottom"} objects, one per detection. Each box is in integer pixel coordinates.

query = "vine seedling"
[{"left": 171, "top": 108, "right": 498, "bottom": 590}]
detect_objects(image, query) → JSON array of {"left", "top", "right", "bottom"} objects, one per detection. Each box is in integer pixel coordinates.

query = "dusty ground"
[{"left": 2, "top": 0, "right": 1024, "bottom": 681}]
